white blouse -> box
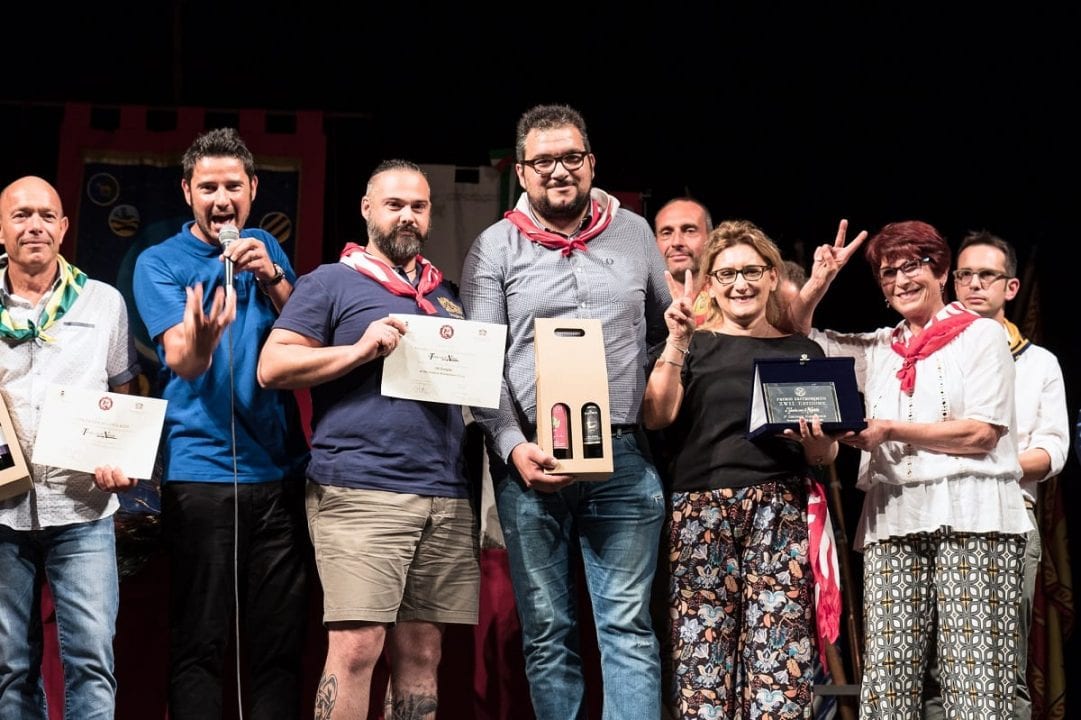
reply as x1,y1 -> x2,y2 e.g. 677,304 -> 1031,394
811,303 -> 1032,549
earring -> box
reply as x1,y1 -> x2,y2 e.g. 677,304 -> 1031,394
884,297 -> 890,307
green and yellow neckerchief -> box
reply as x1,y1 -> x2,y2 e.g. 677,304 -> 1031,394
0,254 -> 88,344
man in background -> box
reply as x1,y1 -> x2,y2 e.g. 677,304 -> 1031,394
924,230 -> 1069,720
653,197 -> 712,325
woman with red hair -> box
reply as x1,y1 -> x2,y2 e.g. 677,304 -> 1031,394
803,220 -> 1029,719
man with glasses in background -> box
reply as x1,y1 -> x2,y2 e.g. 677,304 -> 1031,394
461,103 -> 670,719
922,230 -> 1069,720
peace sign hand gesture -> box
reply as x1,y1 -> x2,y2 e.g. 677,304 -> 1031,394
663,269 -> 697,348
810,218 -> 868,284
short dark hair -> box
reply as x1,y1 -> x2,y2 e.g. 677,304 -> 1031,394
181,128 -> 255,183
653,197 -> 714,234
865,220 -> 951,280
957,229 -> 1018,277
780,259 -> 807,288
366,159 -> 426,194
515,104 -> 591,161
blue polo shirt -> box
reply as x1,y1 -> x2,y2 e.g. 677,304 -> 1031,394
133,222 -> 309,483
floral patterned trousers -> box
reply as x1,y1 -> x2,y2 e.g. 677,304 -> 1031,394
669,480 -> 814,720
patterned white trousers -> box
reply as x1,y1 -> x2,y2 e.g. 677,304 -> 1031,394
860,532 -> 1025,720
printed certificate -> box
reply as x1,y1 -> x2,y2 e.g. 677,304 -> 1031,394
32,384 -> 167,479
381,315 -> 507,409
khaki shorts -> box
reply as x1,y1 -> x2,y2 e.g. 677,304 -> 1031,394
305,482 -> 479,625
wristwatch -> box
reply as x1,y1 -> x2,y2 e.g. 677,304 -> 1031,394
259,263 -> 285,289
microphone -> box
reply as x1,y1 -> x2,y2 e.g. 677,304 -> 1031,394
219,224 -> 240,293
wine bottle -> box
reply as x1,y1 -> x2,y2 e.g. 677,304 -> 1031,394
551,403 -> 572,459
581,403 -> 603,458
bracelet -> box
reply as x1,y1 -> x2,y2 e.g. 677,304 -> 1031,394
667,341 -> 689,355
657,356 -> 683,368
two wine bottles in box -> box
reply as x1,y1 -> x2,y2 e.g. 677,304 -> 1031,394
550,402 -> 604,460
534,318 -> 613,479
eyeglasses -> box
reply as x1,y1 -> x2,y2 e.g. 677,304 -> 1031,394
878,257 -> 932,284
953,268 -> 1011,287
707,264 -> 772,285
519,151 -> 589,175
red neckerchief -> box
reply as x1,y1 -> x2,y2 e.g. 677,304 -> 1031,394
503,190 -> 619,257
339,243 -> 443,315
891,301 -> 979,395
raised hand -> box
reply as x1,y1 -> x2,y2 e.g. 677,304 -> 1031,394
663,268 -> 697,347
183,282 -> 236,360
810,218 -> 869,283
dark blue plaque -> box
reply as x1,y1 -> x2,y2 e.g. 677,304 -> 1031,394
747,355 -> 867,440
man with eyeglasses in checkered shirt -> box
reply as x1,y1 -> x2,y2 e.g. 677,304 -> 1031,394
461,103 -> 671,720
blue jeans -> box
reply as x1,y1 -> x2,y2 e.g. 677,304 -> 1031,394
496,431 -> 665,720
0,517 -> 119,720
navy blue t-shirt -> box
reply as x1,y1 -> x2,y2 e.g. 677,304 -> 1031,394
273,262 -> 469,497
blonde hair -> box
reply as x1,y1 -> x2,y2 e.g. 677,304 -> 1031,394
699,219 -> 784,328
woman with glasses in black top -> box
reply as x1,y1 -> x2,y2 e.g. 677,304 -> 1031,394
645,219 -> 839,720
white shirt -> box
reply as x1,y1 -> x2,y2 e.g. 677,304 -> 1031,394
1013,342 -> 1069,502
811,305 -> 1031,549
0,273 -> 139,530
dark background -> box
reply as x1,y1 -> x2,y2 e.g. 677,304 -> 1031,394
3,0 -> 1077,698
3,4 -> 1074,325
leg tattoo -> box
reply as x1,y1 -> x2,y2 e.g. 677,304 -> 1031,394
314,672 -> 338,720
389,693 -> 438,720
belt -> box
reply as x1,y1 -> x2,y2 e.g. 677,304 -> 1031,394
611,424 -> 638,437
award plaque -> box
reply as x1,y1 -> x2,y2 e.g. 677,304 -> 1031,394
747,355 -> 866,439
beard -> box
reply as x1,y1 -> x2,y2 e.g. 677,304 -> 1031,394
369,224 -> 427,266
530,181 -> 591,222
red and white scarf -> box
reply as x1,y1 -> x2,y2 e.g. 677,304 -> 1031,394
807,477 -> 841,666
504,188 -> 619,257
339,243 -> 443,315
891,301 -> 979,395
